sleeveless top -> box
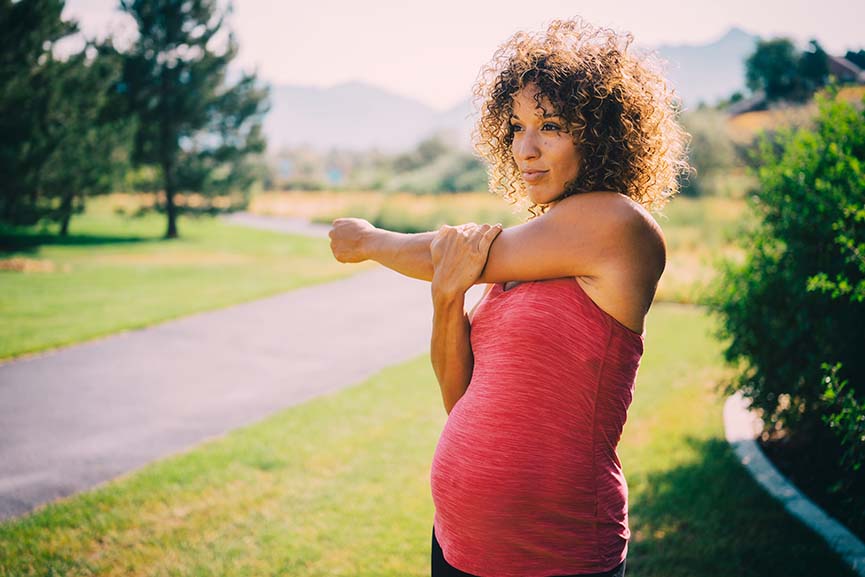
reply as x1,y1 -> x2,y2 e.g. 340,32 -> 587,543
430,277 -> 644,577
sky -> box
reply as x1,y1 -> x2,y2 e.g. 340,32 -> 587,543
64,0 -> 865,111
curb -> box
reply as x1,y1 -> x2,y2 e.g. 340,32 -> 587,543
723,392 -> 865,576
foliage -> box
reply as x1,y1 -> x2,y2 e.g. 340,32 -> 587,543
820,363 -> 865,473
745,38 -> 830,103
798,40 -> 830,96
119,0 -> 269,238
272,135 -> 489,194
845,50 -> 865,70
745,38 -> 800,101
384,150 -> 488,194
35,45 -> 134,235
0,0 -> 130,233
709,88 -> 865,480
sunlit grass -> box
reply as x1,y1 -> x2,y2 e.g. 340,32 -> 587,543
0,305 -> 854,576
0,198 -> 375,361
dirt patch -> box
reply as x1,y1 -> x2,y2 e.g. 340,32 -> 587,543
0,257 -> 67,273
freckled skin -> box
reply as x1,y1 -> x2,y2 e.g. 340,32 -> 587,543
510,85 -> 583,206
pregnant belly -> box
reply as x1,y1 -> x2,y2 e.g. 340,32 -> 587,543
430,395 -> 597,534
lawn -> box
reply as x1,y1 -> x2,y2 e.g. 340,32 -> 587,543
0,304 -> 854,577
0,198 -> 375,361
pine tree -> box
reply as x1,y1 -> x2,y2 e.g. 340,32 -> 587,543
0,0 -> 131,232
798,39 -> 829,99
119,0 -> 269,239
38,44 -> 133,235
0,0 -> 75,225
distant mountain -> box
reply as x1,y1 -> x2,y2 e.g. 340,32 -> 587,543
656,27 -> 759,109
264,81 -> 473,153
263,28 -> 760,153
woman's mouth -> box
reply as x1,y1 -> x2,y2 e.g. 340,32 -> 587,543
522,170 -> 548,183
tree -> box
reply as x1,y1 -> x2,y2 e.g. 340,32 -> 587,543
745,38 -> 800,102
1,0 -> 76,225
798,40 -> 829,97
119,0 -> 269,239
0,0 -> 129,233
38,45 -> 134,235
745,38 -> 832,104
845,49 -> 865,70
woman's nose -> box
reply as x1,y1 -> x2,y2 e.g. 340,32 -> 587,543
513,130 -> 540,160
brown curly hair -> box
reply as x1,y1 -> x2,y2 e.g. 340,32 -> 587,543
472,17 -> 690,218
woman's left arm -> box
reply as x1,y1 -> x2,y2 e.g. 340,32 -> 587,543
429,224 -> 502,414
430,292 -> 473,415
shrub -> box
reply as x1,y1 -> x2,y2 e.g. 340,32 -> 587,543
708,87 -> 865,479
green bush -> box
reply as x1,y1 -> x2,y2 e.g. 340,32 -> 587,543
709,87 -> 865,479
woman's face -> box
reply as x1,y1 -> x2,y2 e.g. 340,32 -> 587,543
510,84 -> 582,205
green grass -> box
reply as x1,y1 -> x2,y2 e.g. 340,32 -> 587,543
0,305 -> 854,577
0,201 -> 375,361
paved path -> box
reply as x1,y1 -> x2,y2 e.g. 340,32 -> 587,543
0,215 -> 483,522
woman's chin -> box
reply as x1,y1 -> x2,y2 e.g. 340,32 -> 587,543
527,186 -> 560,206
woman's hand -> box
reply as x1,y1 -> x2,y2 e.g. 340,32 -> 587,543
431,223 -> 503,300
329,217 -> 377,263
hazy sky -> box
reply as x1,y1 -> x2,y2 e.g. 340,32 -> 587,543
64,0 -> 865,111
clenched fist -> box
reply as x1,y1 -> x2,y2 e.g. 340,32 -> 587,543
329,217 -> 376,263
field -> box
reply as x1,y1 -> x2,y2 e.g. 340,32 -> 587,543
0,305 -> 854,577
725,85 -> 865,145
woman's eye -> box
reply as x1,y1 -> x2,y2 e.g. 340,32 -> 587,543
543,122 -> 561,131
510,124 -> 523,133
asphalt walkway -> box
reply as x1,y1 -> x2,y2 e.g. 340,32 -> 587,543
0,214 -> 483,522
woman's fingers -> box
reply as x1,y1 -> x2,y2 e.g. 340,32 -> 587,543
474,223 -> 503,253
433,223 -> 503,265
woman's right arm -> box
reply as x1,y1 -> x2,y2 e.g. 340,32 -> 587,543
329,218 -> 436,281
330,192 -> 659,288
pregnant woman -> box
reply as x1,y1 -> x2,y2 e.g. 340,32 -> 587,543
329,17 -> 689,577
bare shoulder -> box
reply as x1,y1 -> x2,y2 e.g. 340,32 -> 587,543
556,192 -> 666,333
552,192 -> 666,268
477,191 -> 663,285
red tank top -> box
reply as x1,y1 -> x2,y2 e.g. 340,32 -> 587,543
430,277 -> 644,577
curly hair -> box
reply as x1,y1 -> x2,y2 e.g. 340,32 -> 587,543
472,17 -> 691,218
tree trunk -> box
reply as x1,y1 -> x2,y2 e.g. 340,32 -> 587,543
59,191 -> 74,236
161,156 -> 179,239
158,60 -> 179,240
